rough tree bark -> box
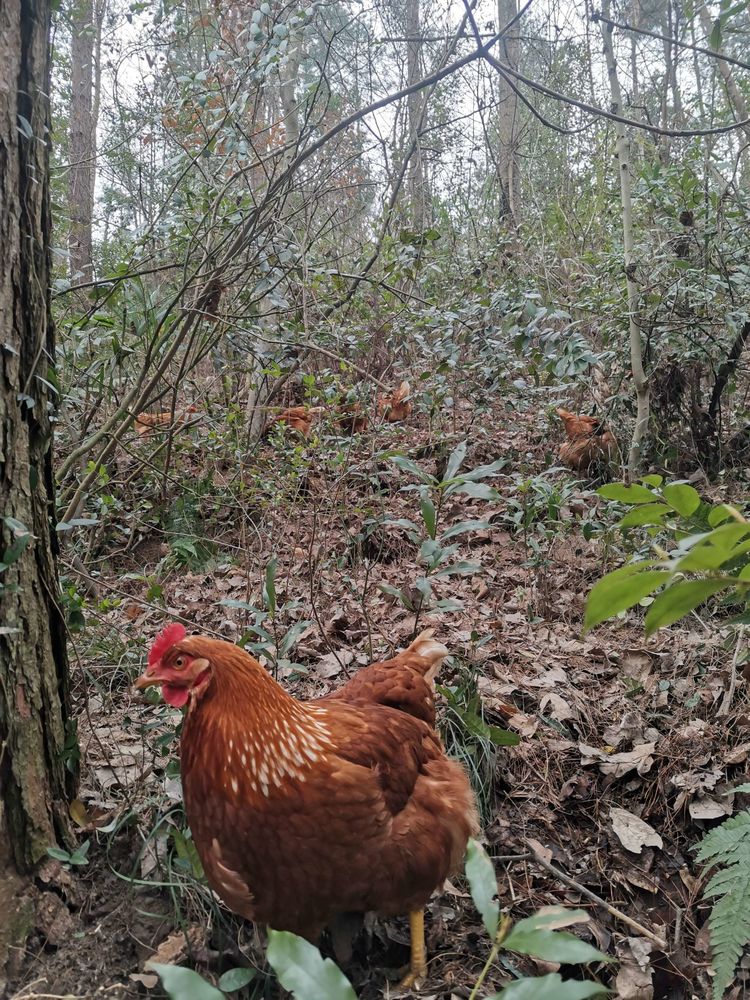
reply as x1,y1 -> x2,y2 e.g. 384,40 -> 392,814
0,0 -> 75,984
405,0 -> 427,229
495,0 -> 521,223
68,0 -> 97,285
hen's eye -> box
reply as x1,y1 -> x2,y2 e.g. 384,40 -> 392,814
175,656 -> 185,668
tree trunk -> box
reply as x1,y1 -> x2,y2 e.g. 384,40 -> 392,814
405,0 -> 426,229
0,0 -> 75,983
600,0 -> 649,476
495,0 -> 521,223
68,0 -> 96,286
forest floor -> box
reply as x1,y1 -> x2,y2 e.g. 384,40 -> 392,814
9,394 -> 748,1000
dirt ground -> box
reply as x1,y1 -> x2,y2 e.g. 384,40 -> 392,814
7,399 -> 748,1000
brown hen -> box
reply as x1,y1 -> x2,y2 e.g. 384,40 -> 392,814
556,407 -> 617,474
135,626 -> 478,987
268,405 -> 324,437
134,405 -> 198,438
377,380 -> 412,422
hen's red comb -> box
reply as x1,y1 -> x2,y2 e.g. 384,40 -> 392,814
149,623 -> 187,665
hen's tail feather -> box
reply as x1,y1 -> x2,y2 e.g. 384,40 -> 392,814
403,629 -> 449,682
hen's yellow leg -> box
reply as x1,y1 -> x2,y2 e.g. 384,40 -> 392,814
397,909 -> 428,989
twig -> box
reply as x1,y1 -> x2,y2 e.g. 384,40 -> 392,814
524,840 -> 668,949
719,625 -> 746,716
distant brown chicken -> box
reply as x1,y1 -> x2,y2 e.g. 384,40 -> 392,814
134,405 -> 198,438
377,380 -> 412,422
337,401 -> 368,434
270,405 -> 324,437
556,407 -> 617,474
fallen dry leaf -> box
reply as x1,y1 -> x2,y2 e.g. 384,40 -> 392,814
144,925 -> 206,970
688,796 -> 733,820
615,937 -> 654,999
579,742 -> 656,777
610,807 -> 663,854
539,692 -> 576,721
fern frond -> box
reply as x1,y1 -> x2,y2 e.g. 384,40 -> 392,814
697,811 -> 750,865
707,868 -> 750,999
697,808 -> 750,1000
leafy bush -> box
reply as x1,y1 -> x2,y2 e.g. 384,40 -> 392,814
584,476 -> 750,635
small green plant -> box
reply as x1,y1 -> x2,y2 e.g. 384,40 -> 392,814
464,840 -> 612,998
372,440 -> 504,617
219,557 -> 313,677
439,658 -> 519,822
47,839 -> 91,868
151,963 -> 257,999
148,839 -> 613,999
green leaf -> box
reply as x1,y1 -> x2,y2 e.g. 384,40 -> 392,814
708,504 -> 737,527
440,519 -> 493,541
218,968 -> 256,991
504,924 -> 609,964
266,929 -> 357,1000
709,17 -> 722,48
420,495 -> 437,539
444,481 -> 500,500
459,458 -> 507,481
598,483 -> 657,504
149,964 -> 224,1000
465,839 -> 499,937
488,973 -> 610,999
16,113 -> 34,138
388,454 -> 433,483
378,583 -> 412,609
381,517 -> 421,538
662,483 -> 701,517
618,503 -> 672,528
264,557 -> 277,615
677,523 -> 750,571
641,474 -> 664,487
434,597 -> 465,611
433,560 -> 480,578
444,440 -> 467,481
46,846 -> 72,862
584,565 -> 672,631
278,620 -> 314,657
644,579 -> 732,635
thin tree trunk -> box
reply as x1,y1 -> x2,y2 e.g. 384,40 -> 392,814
405,0 -> 426,229
0,0 -> 75,983
600,1 -> 649,475
68,0 -> 96,286
495,0 -> 521,223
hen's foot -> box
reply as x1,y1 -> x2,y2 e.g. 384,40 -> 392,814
396,963 -> 427,990
395,909 -> 427,990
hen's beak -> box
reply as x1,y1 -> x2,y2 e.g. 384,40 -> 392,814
135,666 -> 163,690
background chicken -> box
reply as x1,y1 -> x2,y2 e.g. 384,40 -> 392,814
134,404 -> 198,438
556,407 -> 617,474
336,400 -> 369,433
136,625 -> 478,987
377,379 -> 412,422
268,404 -> 324,437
